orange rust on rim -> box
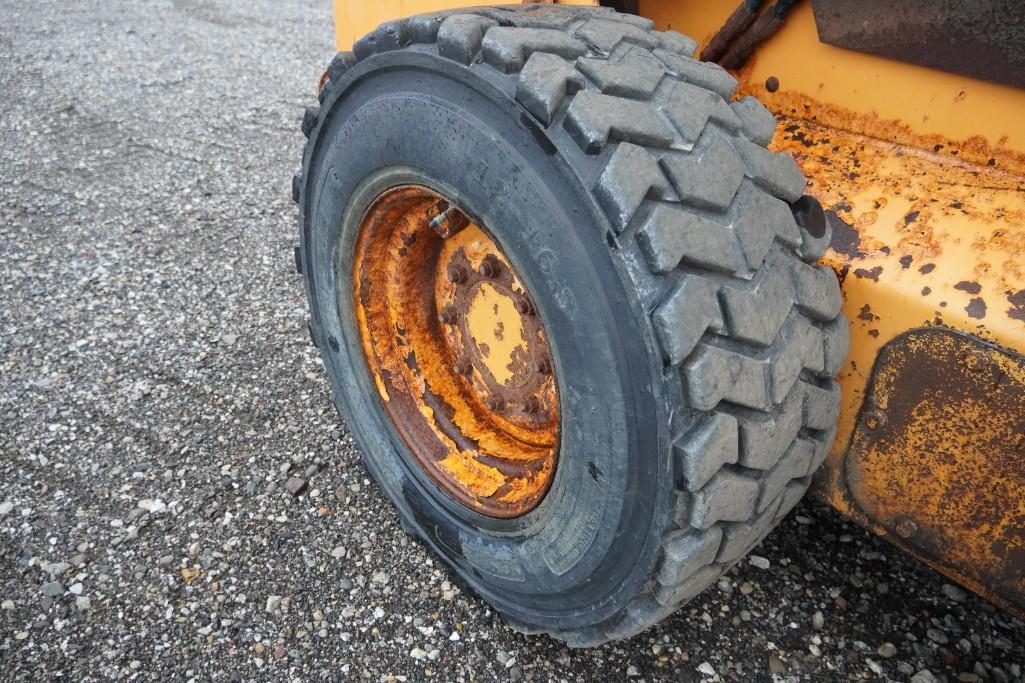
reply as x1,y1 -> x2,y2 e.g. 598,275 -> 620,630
352,186 -> 558,518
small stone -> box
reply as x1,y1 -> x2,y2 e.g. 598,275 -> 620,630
15,631 -> 29,640
509,666 -> 523,682
911,671 -> 941,683
812,610 -> 825,630
926,628 -> 949,645
69,583 -> 84,595
427,649 -> 440,661
371,571 -> 390,586
768,655 -> 785,674
877,642 -> 897,658
958,674 -> 980,682
1,600 -> 14,610
697,661 -> 716,677
410,647 -> 428,660
626,665 -> 641,678
45,561 -> 70,577
312,610 -> 325,623
284,478 -> 308,496
496,651 -> 512,666
138,498 -> 166,514
41,581 -> 63,597
273,645 -> 286,659
749,555 -> 770,569
75,596 -> 91,611
449,631 -> 460,641
330,546 -> 345,559
265,595 -> 282,613
739,582 -> 754,595
0,502 -> 14,517
941,583 -> 967,602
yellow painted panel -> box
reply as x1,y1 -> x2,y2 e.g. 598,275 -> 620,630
638,0 -> 1025,164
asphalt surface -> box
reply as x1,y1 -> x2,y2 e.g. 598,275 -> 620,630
2,1 -> 1024,681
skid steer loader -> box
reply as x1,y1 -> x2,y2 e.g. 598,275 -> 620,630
293,0 -> 1025,645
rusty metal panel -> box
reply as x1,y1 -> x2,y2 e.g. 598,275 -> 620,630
811,0 -> 1025,89
845,327 -> 1025,615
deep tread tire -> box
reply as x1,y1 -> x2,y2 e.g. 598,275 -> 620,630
296,4 -> 846,647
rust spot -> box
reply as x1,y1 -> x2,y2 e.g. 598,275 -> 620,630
1006,289 -> 1025,323
903,210 -> 920,225
966,297 -> 987,319
854,266 -> 883,281
922,287 -> 932,296
899,255 -> 913,269
858,304 -> 879,322
920,263 -> 936,274
955,281 -> 982,295
868,329 -> 880,337
826,211 -> 864,259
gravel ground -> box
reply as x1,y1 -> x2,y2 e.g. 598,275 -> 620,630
1,1 -> 1023,681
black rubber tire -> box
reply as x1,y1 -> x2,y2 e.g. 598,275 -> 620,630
295,4 -> 847,647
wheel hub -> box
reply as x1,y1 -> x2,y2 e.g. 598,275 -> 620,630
351,185 -> 558,517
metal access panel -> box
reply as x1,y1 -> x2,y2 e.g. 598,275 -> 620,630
811,0 -> 1025,89
844,328 -> 1025,617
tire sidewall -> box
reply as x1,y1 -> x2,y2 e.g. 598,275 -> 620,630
300,50 -> 670,627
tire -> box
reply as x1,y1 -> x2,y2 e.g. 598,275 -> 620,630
295,4 -> 847,647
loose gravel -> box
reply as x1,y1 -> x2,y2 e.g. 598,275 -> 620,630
2,1 -> 1024,681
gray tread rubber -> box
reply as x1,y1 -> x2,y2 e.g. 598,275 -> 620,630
299,4 -> 846,647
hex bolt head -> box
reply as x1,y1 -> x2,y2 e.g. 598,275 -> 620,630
439,306 -> 458,325
514,296 -> 535,316
895,517 -> 918,539
447,264 -> 467,284
478,256 -> 499,279
864,409 -> 886,431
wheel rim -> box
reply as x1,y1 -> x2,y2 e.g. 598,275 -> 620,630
352,185 -> 559,518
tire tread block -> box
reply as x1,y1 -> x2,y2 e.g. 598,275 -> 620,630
661,81 -> 741,145
731,96 -> 777,146
438,14 -> 498,64
483,27 -> 588,72
565,91 -> 675,153
653,275 -> 724,366
654,48 -> 737,98
594,142 -> 673,232
516,51 -> 584,125
576,51 -> 665,98
674,412 -> 739,492
636,205 -> 745,274
660,136 -> 745,212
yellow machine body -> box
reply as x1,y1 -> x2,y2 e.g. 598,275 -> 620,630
331,0 -> 1025,617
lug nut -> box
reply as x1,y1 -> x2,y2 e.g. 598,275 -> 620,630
514,296 -> 535,316
439,306 -> 458,325
522,396 -> 540,414
536,358 -> 552,375
486,396 -> 505,412
478,256 -> 499,279
447,264 -> 467,284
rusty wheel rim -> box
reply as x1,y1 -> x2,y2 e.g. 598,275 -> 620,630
352,185 -> 559,518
